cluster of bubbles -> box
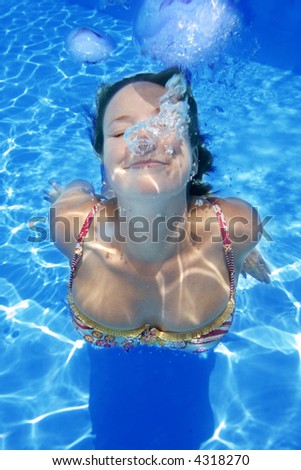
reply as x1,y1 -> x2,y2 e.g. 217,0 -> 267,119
133,0 -> 242,67
66,27 -> 114,64
124,73 -> 190,157
65,0 -> 243,68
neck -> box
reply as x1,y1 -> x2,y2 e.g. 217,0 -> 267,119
114,191 -> 190,263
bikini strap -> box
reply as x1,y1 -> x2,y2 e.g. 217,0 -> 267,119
69,202 -> 100,290
69,199 -> 236,294
211,201 -> 236,296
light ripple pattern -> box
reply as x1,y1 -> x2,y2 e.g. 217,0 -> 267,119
0,0 -> 301,450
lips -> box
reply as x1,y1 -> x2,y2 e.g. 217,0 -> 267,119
127,160 -> 168,169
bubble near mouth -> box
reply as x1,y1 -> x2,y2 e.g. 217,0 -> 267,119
124,73 -> 190,158
125,134 -> 156,156
164,144 -> 175,158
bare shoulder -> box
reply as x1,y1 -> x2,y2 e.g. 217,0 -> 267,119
49,180 -> 105,260
208,196 -> 262,260
213,196 -> 258,219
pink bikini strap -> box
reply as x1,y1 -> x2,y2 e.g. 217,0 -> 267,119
69,203 -> 100,289
211,201 -> 236,295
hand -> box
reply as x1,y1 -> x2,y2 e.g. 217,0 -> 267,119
241,248 -> 271,284
43,181 -> 64,204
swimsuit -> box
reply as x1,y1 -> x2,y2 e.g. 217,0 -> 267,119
68,200 -> 236,354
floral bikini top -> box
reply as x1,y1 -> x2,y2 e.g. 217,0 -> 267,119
67,200 -> 236,354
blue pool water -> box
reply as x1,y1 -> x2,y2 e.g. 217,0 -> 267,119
1,0 -> 301,450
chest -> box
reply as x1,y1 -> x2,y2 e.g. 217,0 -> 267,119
71,237 -> 233,332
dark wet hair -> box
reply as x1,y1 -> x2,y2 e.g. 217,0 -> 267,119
89,67 -> 213,197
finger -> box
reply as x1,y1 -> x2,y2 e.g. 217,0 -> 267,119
52,184 -> 62,192
256,267 -> 271,284
249,268 -> 264,282
263,262 -> 272,274
254,272 -> 263,282
258,257 -> 271,273
43,190 -> 57,201
48,181 -> 63,192
261,269 -> 271,283
258,263 -> 271,276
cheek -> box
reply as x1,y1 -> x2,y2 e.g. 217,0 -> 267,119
102,144 -> 114,185
103,140 -> 127,188
177,141 -> 193,173
103,140 -> 122,169
104,138 -> 127,157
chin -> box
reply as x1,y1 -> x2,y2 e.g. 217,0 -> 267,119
113,169 -> 189,198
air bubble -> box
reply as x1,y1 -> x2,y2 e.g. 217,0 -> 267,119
124,73 -> 190,157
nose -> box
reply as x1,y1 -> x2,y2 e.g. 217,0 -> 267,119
125,124 -> 157,156
132,135 -> 156,156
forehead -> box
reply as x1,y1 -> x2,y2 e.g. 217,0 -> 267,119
103,81 -> 166,126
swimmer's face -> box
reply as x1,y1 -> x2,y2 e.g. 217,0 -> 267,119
102,81 -> 195,198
